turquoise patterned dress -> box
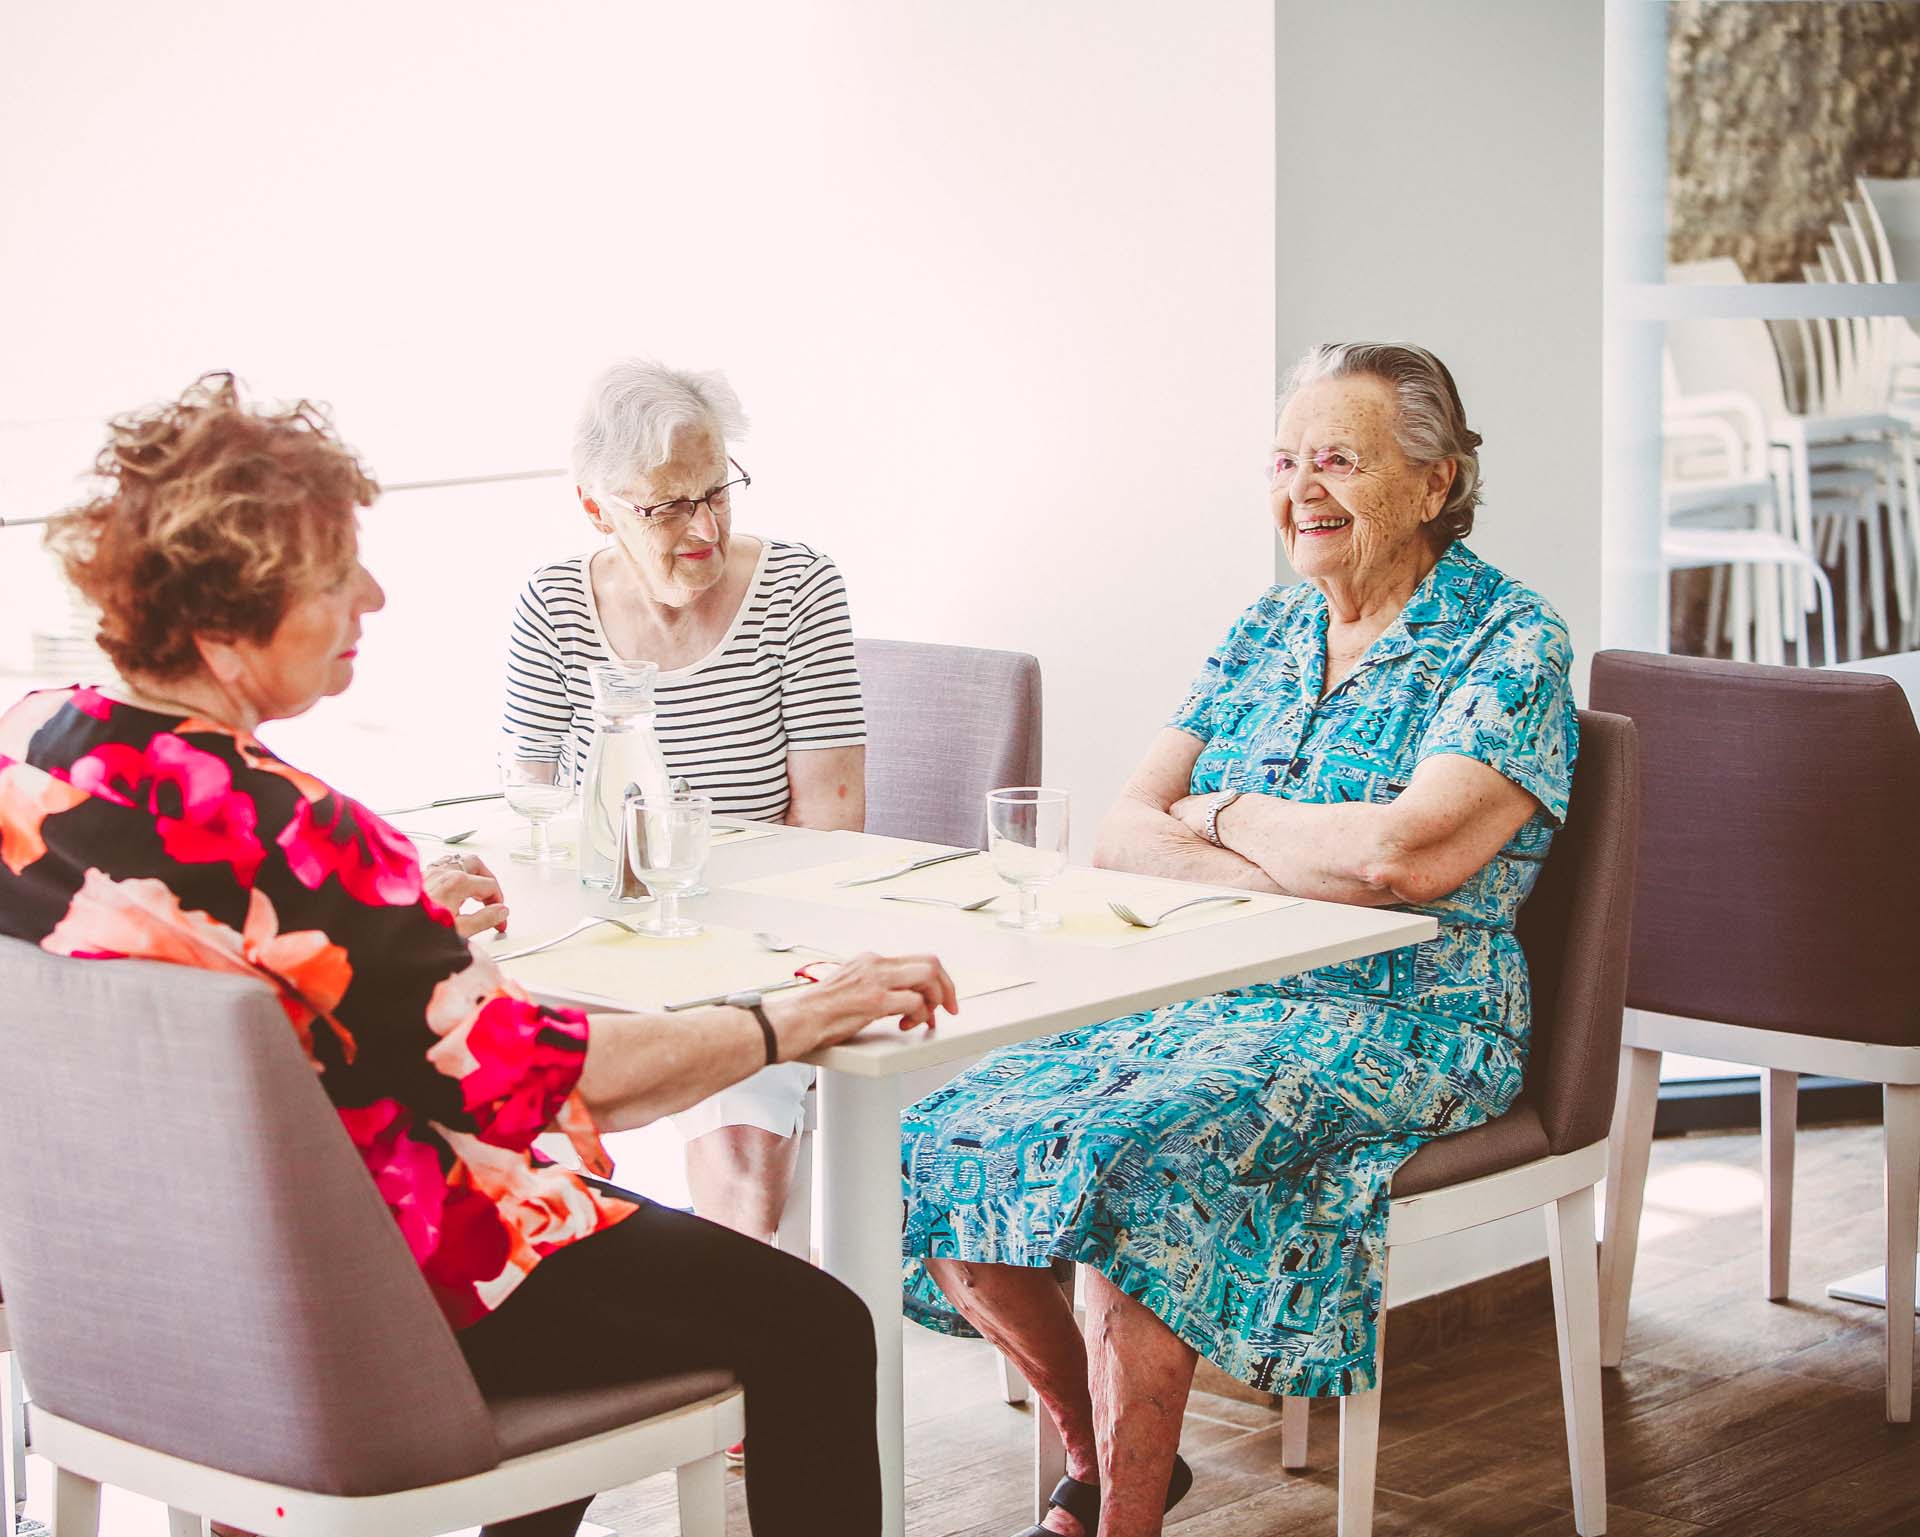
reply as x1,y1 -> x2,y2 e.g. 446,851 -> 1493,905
900,542 -> 1578,1395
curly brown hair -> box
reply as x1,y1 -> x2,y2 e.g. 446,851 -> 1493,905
46,373 -> 379,681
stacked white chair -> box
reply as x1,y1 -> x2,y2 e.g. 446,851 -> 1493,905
1661,373 -> 1837,667
1667,257 -> 1920,661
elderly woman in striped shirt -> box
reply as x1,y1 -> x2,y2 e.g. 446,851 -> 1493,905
502,359 -> 865,1248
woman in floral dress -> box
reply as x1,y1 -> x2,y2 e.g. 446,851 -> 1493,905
0,374 -> 954,1537
900,344 -> 1579,1537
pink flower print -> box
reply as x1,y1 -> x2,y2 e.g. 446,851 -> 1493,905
67,733 -> 266,883
70,686 -> 114,721
421,1181 -> 515,1329
277,794 -> 421,908
337,1098 -> 451,1266
449,997 -> 590,1152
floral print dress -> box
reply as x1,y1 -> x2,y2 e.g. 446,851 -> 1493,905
901,543 -> 1578,1396
0,686 -> 635,1329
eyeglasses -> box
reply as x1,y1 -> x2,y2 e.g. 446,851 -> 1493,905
1271,447 -> 1360,483
599,458 -> 751,527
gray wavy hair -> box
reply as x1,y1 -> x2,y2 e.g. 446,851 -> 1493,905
571,358 -> 749,493
1280,342 -> 1484,545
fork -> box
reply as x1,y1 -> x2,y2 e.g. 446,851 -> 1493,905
1107,894 -> 1251,929
494,915 -> 646,963
880,893 -> 1002,912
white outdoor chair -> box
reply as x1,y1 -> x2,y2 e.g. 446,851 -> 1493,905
1668,257 -> 1920,654
1662,383 -> 1839,665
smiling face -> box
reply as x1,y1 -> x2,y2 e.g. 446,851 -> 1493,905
1271,375 -> 1454,596
584,426 -> 733,607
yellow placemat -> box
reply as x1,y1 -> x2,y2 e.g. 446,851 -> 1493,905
728,855 -> 1301,947
495,919 -> 1029,1009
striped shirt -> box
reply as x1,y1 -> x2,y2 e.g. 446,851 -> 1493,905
501,540 -> 865,822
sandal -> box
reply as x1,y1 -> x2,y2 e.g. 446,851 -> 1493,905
1012,1453 -> 1193,1536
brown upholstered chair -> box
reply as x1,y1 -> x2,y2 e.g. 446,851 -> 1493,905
0,941 -> 743,1536
854,637 -> 1043,849
1032,710 -> 1640,1537
1590,649 -> 1920,1424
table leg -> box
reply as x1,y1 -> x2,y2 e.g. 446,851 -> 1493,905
818,1069 -> 906,1537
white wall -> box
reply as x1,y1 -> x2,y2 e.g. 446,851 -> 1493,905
1272,0 -> 1605,1303
0,1 -> 1277,847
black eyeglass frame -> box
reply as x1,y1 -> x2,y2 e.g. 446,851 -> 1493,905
601,457 -> 752,523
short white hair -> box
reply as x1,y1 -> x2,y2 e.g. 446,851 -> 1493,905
571,358 -> 749,492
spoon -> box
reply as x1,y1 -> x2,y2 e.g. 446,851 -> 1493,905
397,827 -> 478,845
754,931 -> 843,960
879,893 -> 1002,912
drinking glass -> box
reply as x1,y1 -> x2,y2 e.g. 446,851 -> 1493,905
501,755 -> 573,865
625,791 -> 712,937
985,787 -> 1070,930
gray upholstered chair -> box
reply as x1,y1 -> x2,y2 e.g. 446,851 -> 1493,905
0,942 -> 742,1536
854,637 -> 1043,848
772,638 -> 1044,1263
1590,649 -> 1920,1424
1031,711 -> 1640,1537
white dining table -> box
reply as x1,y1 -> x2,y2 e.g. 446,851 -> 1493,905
409,803 -> 1436,1537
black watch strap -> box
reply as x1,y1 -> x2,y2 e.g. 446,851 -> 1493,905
725,991 -> 780,1065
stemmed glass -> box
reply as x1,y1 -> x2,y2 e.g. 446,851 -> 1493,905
501,755 -> 573,865
625,791 -> 713,937
985,787 -> 1070,931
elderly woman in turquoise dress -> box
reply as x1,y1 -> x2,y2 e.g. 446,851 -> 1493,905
900,342 -> 1578,1537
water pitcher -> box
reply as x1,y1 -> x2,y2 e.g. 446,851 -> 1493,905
578,660 -> 671,890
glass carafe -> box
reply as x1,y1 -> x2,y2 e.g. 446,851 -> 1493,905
578,660 -> 672,891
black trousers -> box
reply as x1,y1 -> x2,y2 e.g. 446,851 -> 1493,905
456,1198 -> 881,1537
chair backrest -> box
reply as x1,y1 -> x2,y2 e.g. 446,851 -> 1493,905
1589,650 -> 1920,1047
856,637 -> 1043,847
1861,176 -> 1920,283
1514,710 -> 1641,1154
1665,258 -> 1795,420
0,941 -> 502,1495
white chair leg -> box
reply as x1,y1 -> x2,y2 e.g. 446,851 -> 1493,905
1001,1353 -> 1031,1406
1,1351 -> 20,1534
1729,564 -> 1752,663
1031,1265 -> 1078,1521
1280,1393 -> 1309,1470
1866,508 -> 1890,650
1600,1043 -> 1661,1367
50,1469 -> 97,1537
1845,517 -> 1865,660
675,1451 -> 728,1537
1762,1069 -> 1798,1301
1547,1185 -> 1609,1536
1884,1083 -> 1919,1424
1337,1391 -> 1382,1537
774,1122 -> 814,1258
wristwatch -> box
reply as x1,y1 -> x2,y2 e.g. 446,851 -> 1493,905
725,990 -> 781,1065
1201,788 -> 1243,848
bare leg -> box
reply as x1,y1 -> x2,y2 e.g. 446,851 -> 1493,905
684,1125 -> 802,1241
925,1258 -> 1098,1536
1083,1269 -> 1197,1537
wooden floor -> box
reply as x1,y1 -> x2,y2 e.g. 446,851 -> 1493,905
588,1122 -> 1915,1537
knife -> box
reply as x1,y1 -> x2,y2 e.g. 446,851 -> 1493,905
833,848 -> 984,888
662,975 -> 813,1012
374,790 -> 507,816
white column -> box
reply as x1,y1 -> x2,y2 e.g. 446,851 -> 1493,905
1601,0 -> 1670,652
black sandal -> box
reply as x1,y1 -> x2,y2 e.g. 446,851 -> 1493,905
1013,1454 -> 1193,1536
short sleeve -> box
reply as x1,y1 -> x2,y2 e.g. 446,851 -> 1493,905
501,575 -> 575,768
1167,589 -> 1285,742
1416,603 -> 1578,824
780,553 -> 867,750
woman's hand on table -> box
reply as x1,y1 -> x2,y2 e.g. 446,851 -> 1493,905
769,952 -> 958,1055
424,852 -> 510,938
